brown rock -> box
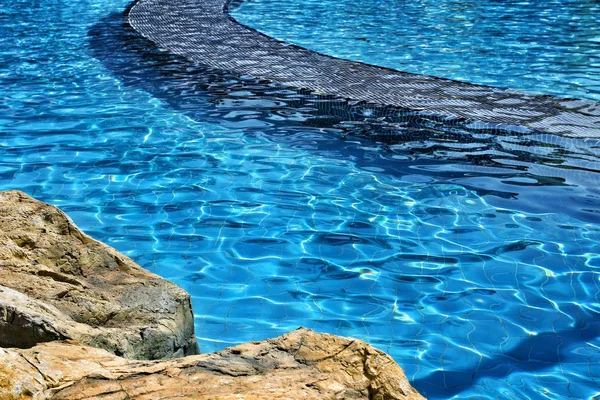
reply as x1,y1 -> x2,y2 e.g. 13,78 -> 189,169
0,328 -> 425,400
0,191 -> 425,398
0,190 -> 198,360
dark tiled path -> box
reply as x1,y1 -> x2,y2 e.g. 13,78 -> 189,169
127,0 -> 600,138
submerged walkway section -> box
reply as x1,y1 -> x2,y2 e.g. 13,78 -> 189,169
127,0 -> 600,138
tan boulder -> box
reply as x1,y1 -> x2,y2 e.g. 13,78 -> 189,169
0,190 -> 198,360
0,328 -> 425,400
0,190 -> 426,398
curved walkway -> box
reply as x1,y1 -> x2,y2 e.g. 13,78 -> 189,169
127,0 -> 600,138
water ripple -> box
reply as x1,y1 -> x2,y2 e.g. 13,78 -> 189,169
0,3 -> 599,399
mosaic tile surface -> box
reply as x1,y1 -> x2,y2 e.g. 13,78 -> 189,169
126,0 -> 600,138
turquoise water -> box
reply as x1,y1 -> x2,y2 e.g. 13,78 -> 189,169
2,0 -> 600,399
232,0 -> 600,102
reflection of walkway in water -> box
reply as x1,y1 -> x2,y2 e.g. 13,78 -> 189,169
126,0 -> 600,138
90,12 -> 600,224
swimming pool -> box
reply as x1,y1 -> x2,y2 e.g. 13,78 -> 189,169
232,0 -> 600,102
2,0 -> 600,399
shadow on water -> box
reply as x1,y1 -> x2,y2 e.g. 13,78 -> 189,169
413,307 -> 600,397
88,11 -> 600,223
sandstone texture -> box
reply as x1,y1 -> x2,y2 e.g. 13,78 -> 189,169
0,190 -> 198,360
0,190 -> 425,399
0,328 -> 425,400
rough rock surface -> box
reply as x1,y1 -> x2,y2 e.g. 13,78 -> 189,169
0,328 -> 425,400
0,190 -> 198,360
0,190 -> 425,398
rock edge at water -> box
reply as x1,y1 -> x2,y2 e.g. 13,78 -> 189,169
1,328 -> 425,400
0,190 -> 198,360
0,190 -> 425,399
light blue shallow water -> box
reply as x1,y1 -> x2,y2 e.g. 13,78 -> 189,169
232,0 -> 600,102
2,0 -> 600,399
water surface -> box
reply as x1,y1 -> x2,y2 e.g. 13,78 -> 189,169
1,1 -> 599,399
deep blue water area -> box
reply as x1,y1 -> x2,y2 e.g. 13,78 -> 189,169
2,0 -> 600,399
232,0 -> 600,102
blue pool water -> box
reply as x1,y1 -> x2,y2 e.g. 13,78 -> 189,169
2,0 -> 600,399
232,0 -> 600,102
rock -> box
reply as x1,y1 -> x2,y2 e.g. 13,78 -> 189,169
0,190 -> 198,360
0,190 -> 426,398
0,328 -> 425,400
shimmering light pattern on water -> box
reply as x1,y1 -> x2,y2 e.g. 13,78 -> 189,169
232,0 -> 600,101
1,1 -> 600,399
